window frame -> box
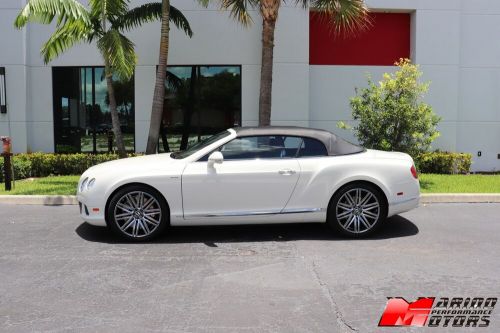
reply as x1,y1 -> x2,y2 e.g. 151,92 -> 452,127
158,64 -> 243,152
52,66 -> 136,154
309,12 -> 411,66
0,67 -> 7,114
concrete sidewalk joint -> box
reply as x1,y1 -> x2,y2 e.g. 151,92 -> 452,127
0,194 -> 500,206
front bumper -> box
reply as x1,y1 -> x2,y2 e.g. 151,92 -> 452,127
77,193 -> 107,227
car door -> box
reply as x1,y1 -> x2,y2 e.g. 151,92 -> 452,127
181,135 -> 301,219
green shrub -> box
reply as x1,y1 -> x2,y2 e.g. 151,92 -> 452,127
339,59 -> 441,159
415,152 -> 472,174
0,153 -> 138,182
0,155 -> 32,182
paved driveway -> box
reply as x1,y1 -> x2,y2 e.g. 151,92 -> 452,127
0,203 -> 499,332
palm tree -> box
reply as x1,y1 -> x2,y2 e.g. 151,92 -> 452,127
15,0 -> 192,157
146,0 -> 171,155
215,0 -> 370,126
146,0 -> 206,154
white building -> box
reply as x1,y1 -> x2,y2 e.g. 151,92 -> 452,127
0,0 -> 499,171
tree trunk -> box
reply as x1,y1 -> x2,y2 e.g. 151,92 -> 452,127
105,64 -> 127,158
100,2 -> 126,158
258,0 -> 280,127
146,0 -> 170,154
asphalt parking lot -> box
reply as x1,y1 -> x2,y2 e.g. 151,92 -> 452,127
0,203 -> 499,332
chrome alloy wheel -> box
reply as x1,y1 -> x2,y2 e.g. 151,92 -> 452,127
335,188 -> 380,234
113,191 -> 162,238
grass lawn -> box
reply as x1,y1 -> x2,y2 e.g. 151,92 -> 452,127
419,174 -> 500,193
0,176 -> 79,195
0,174 -> 499,195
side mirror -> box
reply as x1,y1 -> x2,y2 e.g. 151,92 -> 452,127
207,151 -> 223,167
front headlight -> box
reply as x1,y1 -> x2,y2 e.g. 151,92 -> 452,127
87,178 -> 96,190
80,177 -> 88,192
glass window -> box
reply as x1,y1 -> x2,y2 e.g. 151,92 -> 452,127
297,137 -> 328,157
198,135 -> 301,161
170,130 -> 230,159
52,67 -> 134,153
158,65 -> 241,152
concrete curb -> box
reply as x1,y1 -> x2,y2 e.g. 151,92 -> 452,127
0,194 -> 500,206
0,195 -> 78,205
420,193 -> 500,203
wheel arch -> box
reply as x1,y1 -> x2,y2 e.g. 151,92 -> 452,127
327,179 -> 389,219
104,182 -> 171,226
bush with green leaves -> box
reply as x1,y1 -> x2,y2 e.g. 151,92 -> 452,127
0,153 -> 139,182
415,151 -> 472,174
339,59 -> 441,158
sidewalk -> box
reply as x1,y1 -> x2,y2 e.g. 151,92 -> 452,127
0,194 -> 499,206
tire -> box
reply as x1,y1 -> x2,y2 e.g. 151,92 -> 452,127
327,183 -> 387,238
107,185 -> 169,242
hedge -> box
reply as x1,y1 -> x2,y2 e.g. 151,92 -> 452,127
0,150 -> 473,182
415,151 -> 472,174
0,153 -> 137,182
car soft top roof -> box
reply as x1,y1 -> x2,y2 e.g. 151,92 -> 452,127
232,126 -> 365,156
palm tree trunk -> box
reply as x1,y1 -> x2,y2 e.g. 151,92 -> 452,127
258,0 -> 280,127
100,2 -> 126,158
146,0 -> 170,154
105,64 -> 127,158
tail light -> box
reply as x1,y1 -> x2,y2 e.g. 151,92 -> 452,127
410,165 -> 418,179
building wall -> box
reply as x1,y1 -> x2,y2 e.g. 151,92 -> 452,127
311,0 -> 500,171
0,0 -> 499,171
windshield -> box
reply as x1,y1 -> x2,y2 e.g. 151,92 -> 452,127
170,130 -> 231,159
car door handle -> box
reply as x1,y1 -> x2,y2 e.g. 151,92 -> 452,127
278,169 -> 296,175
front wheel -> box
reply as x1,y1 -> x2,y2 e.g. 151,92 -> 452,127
107,185 -> 168,241
327,183 -> 387,237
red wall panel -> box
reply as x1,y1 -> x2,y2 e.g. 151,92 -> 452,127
309,12 -> 411,66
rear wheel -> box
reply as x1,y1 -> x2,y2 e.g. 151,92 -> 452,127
327,183 -> 387,237
107,185 -> 168,241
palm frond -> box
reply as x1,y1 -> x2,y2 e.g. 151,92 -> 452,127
170,6 -> 193,37
97,29 -> 137,81
14,0 -> 91,28
89,0 -> 129,22
116,2 -> 162,30
294,0 -> 309,9
311,0 -> 371,35
218,0 -> 259,27
41,19 -> 93,63
197,0 -> 211,7
116,3 -> 192,37
166,70 -> 183,91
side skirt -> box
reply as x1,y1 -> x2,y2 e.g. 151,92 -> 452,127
171,209 -> 327,226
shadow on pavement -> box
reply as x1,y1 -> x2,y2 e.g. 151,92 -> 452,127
75,215 -> 419,245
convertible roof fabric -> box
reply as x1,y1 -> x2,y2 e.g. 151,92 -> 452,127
233,126 -> 365,156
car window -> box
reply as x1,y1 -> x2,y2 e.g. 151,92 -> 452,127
297,138 -> 328,157
170,130 -> 230,159
284,136 -> 302,149
221,136 -> 285,160
198,135 -> 328,161
199,135 -> 303,161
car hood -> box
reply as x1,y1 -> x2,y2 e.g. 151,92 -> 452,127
83,153 -> 180,177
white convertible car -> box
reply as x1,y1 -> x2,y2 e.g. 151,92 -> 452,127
77,127 -> 420,241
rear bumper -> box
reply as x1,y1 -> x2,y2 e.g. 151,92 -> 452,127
77,194 -> 107,227
388,196 -> 420,217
